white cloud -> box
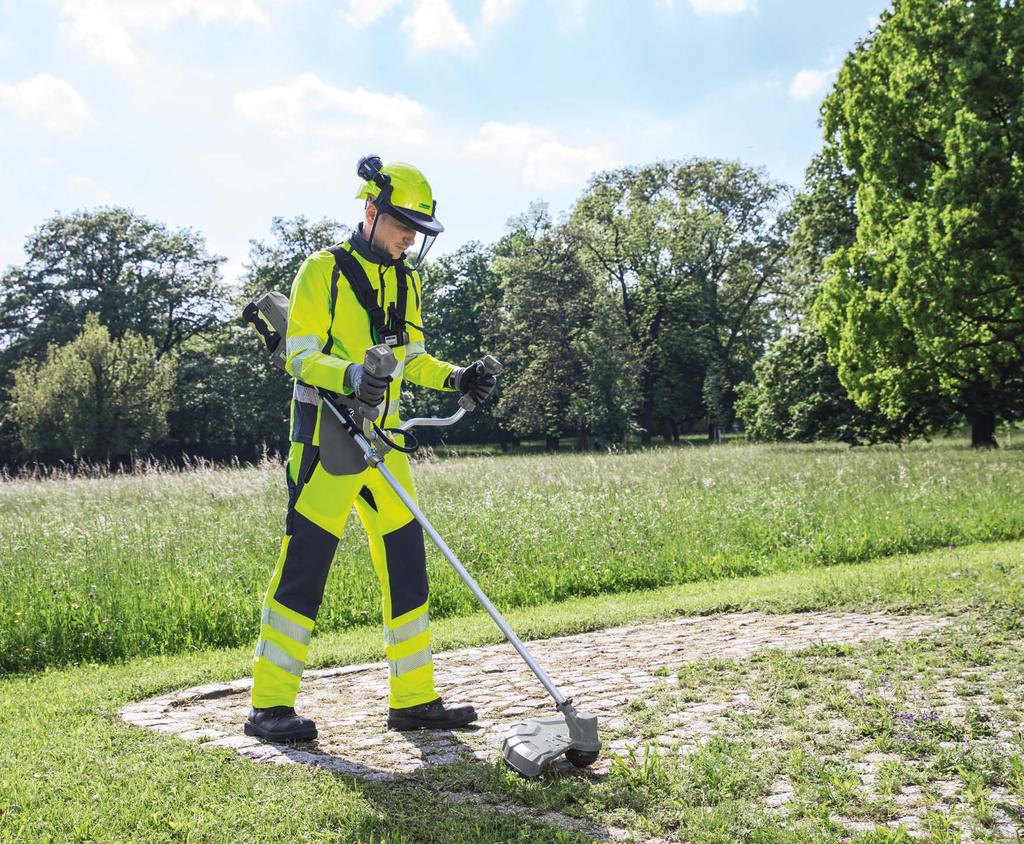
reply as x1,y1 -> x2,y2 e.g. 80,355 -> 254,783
234,73 -> 428,143
338,0 -> 404,28
481,0 -> 520,28
55,0 -> 271,68
0,74 -> 92,133
690,0 -> 755,15
401,0 -> 473,53
465,121 -> 617,190
788,67 -> 837,101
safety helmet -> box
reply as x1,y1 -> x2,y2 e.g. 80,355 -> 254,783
355,156 -> 444,268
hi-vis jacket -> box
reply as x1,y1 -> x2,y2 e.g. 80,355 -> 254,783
283,231 -> 456,444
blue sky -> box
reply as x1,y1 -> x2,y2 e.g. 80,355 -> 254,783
0,0 -> 886,285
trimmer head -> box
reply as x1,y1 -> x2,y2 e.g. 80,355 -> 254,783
501,702 -> 601,778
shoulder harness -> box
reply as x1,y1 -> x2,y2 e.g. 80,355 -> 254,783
327,244 -> 416,349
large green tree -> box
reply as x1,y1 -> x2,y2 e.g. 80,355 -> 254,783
492,205 -> 596,450
10,314 -> 175,462
0,208 -> 227,366
0,207 -> 227,464
571,159 -> 790,443
815,0 -> 1024,446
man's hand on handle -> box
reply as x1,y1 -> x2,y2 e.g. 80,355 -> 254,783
345,363 -> 390,406
451,360 -> 497,403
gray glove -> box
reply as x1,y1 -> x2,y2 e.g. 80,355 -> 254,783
450,360 -> 497,403
344,363 -> 389,406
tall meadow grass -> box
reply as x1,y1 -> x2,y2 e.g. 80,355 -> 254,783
2,441 -> 1022,672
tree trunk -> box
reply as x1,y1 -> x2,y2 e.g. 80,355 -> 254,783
969,410 -> 998,448
545,434 -> 560,452
638,360 -> 657,446
575,427 -> 589,452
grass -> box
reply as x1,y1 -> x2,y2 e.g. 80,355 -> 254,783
1,539 -> 1022,842
3,440 -> 1024,671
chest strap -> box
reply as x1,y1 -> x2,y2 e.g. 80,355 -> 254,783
328,245 -> 409,348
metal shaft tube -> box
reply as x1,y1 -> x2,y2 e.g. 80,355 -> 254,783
321,394 -> 567,707
349,435 -> 567,706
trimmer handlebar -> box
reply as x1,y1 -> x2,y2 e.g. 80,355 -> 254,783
330,346 -> 503,447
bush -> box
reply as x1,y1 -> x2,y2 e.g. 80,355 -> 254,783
9,314 -> 176,461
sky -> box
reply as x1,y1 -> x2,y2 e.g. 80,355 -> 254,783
0,0 -> 887,287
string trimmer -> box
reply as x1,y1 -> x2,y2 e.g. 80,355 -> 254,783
244,293 -> 602,777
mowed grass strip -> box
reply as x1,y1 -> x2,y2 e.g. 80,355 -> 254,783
0,540 -> 1021,844
3,441 -> 1023,671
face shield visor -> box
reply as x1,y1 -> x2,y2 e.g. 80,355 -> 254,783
370,205 -> 443,270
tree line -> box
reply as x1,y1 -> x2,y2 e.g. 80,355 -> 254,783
0,0 -> 1021,467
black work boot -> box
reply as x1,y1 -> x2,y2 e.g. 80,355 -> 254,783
244,706 -> 317,742
387,697 -> 478,731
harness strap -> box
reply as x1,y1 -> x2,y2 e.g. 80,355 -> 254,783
392,262 -> 408,338
329,245 -> 390,344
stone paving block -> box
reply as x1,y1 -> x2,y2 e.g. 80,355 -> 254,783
120,611 -> 947,784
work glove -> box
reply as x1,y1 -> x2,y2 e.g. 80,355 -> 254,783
451,360 -> 497,403
345,362 -> 389,406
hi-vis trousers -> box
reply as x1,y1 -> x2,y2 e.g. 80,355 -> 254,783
251,440 -> 436,710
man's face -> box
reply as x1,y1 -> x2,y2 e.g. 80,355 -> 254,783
366,205 -> 416,260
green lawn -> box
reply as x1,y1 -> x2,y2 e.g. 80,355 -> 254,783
1,540 -> 1022,842
3,441 -> 1023,671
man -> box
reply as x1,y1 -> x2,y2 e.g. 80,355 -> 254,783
245,158 -> 496,742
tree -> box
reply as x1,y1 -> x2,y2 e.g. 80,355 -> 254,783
736,330 -> 914,444
492,205 -> 595,449
0,207 -> 227,368
170,216 -> 350,459
815,0 -> 1024,447
0,207 -> 227,464
415,241 -> 506,444
9,314 -> 175,462
571,159 -> 790,443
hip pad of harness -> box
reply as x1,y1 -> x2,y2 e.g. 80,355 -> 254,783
243,291 -> 289,370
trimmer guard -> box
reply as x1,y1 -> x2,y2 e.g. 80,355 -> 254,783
502,704 -> 601,778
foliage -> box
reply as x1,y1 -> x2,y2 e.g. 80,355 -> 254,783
815,0 -> 1024,447
571,159 -> 791,443
0,207 -> 227,464
736,329 -> 911,444
0,207 -> 227,366
9,314 -> 175,462
416,241 -> 506,443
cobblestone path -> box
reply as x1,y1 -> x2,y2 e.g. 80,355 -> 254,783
120,611 -> 945,782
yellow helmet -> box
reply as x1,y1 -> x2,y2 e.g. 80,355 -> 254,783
355,157 -> 444,236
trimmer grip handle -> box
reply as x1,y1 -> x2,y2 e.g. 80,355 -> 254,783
481,354 -> 503,376
363,344 -> 398,380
